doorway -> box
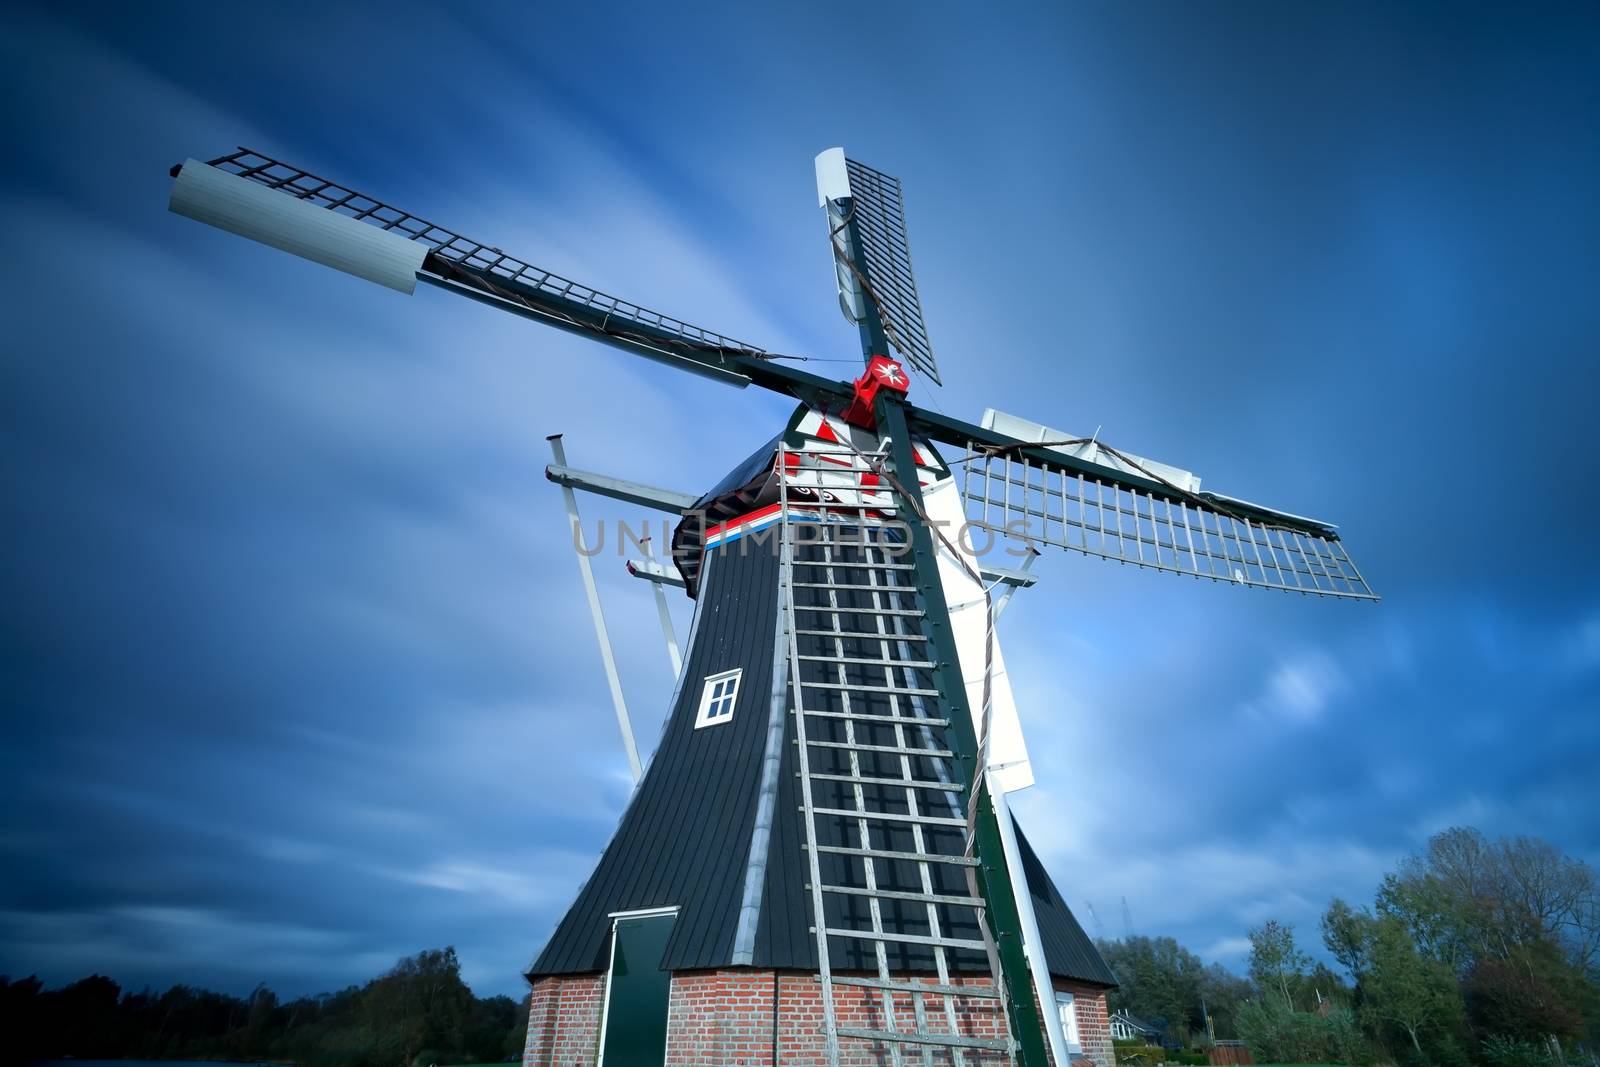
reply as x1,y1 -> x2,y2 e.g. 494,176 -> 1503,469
597,907 -> 677,1066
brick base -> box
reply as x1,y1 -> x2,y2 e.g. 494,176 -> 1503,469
524,973 -> 606,1066
524,970 -> 1111,1067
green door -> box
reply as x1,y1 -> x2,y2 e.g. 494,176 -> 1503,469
599,911 -> 676,1066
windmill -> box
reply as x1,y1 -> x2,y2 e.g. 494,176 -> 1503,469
167,145 -> 1376,1067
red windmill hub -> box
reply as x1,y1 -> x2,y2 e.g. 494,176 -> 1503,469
841,354 -> 910,429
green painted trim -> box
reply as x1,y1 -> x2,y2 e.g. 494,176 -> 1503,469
875,391 -> 1050,1067
837,208 -> 1047,1063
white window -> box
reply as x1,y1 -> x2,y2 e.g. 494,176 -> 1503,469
695,668 -> 742,728
1056,992 -> 1082,1052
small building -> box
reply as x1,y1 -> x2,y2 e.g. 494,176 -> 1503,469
1110,1009 -> 1162,1046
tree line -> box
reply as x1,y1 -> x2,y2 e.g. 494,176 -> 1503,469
0,947 -> 524,1067
1099,827 -> 1599,1067
3,826 -> 1593,1067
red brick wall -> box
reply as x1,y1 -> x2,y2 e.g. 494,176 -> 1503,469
668,969 -> 1010,1066
524,973 -> 604,1067
1055,981 -> 1112,1067
523,970 -> 1112,1067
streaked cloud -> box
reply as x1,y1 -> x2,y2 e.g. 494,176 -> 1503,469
3,0 -> 1597,1001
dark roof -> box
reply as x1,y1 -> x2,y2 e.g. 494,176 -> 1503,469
530,422 -> 1116,990
1017,824 -> 1119,987
669,431 -> 782,596
529,538 -> 781,975
1114,1010 -> 1162,1034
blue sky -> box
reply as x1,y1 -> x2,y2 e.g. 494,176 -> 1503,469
3,2 -> 1597,998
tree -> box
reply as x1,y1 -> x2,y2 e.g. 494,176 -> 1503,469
1361,915 -> 1467,1059
1323,897 -> 1373,978
1096,935 -> 1261,1045
1236,996 -> 1366,1064
50,974 -> 124,1059
1,975 -> 48,1064
361,946 -> 477,1067
1307,961 -> 1351,1008
1249,919 -> 1311,1012
1380,827 -> 1600,979
1322,897 -> 1471,1062
1097,935 -> 1210,1044
245,982 -> 279,1045
0,948 -> 524,1067
1465,948 -> 1590,1045
1200,963 -> 1256,1040
1369,827 -> 1600,1054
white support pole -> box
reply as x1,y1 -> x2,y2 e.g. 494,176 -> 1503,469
990,770 -> 1073,1067
547,435 -> 642,784
642,538 -> 683,679
989,545 -> 1069,1067
992,547 -> 1040,622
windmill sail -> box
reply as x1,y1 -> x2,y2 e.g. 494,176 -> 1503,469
168,147 -> 1379,610
170,149 -> 768,384
956,409 -> 1377,600
816,150 -> 940,385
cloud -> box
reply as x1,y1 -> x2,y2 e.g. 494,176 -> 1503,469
0,906 -> 381,994
3,0 -> 1598,1002
1559,610 -> 1600,675
1408,796 -> 1493,841
0,4 -> 778,997
1202,937 -> 1254,963
1245,654 -> 1348,726
376,860 -> 583,911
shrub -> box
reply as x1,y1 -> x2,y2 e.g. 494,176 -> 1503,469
1479,1035 -> 1554,1067
1237,997 -> 1366,1065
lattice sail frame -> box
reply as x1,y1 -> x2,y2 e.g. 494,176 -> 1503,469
959,448 -> 1377,600
842,157 -> 940,385
203,148 -> 766,355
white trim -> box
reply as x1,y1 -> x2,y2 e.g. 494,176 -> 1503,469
1056,990 -> 1083,1053
594,920 -> 621,1067
694,667 -> 742,728
608,905 -> 680,920
595,906 -> 680,1067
